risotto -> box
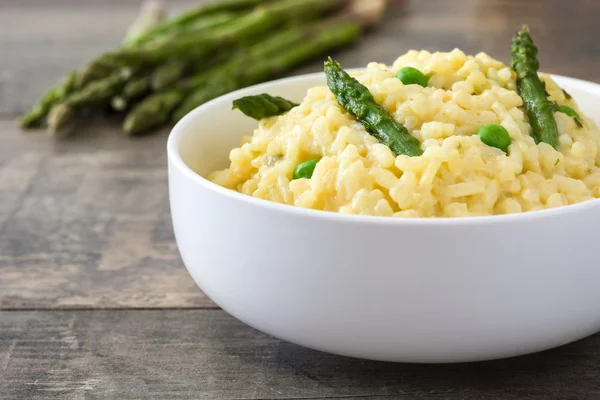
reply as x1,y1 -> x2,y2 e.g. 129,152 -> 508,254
210,49 -> 600,218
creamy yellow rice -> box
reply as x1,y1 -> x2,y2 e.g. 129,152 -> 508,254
210,49 -> 600,217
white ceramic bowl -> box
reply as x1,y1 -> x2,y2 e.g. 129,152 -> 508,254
167,71 -> 600,363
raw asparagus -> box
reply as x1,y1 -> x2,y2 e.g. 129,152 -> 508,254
233,94 -> 298,120
123,76 -> 151,99
150,62 -> 189,91
20,1 -> 155,127
49,2 -> 282,130
79,0 -> 347,85
19,72 -> 77,128
510,26 -> 559,149
150,49 -> 229,91
324,59 -> 423,157
172,20 -> 361,122
47,69 -> 132,134
124,0 -> 266,47
123,89 -> 185,135
122,18 -> 360,135
111,76 -> 151,111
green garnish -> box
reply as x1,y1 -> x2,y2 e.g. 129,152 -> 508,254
233,93 -> 298,120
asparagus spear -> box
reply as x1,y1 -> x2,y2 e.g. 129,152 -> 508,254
47,69 -> 132,134
49,3 -> 278,130
324,59 -> 423,157
111,76 -> 151,111
174,0 -> 386,115
124,0 -> 266,47
233,94 -> 299,120
123,76 -> 151,99
150,49 -> 230,91
510,26 -> 559,149
122,89 -> 184,135
150,62 -> 189,91
20,1 -> 158,128
19,72 -> 77,128
122,19 -> 361,135
171,20 -> 362,122
79,0 -> 347,85
114,12 -> 239,111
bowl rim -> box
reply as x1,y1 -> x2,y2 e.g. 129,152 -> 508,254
167,69 -> 600,226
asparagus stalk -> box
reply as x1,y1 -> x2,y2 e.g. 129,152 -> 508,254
124,0 -> 266,47
140,11 -> 240,48
48,3 -> 276,132
47,69 -> 132,134
510,26 -> 559,149
150,62 -> 189,91
123,89 -> 184,135
111,76 -> 151,111
172,20 -> 361,121
123,19 -> 361,135
19,1 -> 159,128
233,94 -> 299,120
123,76 -> 151,99
78,0 -> 347,85
150,49 -> 230,91
170,0 -> 385,121
19,72 -> 77,128
324,59 -> 423,157
114,11 -> 240,111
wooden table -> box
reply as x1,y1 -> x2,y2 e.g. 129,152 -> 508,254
2,1 -> 600,398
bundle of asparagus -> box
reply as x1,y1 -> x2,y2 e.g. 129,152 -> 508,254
19,0 -> 387,137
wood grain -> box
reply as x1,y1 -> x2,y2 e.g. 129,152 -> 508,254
0,120 -> 214,309
2,309 -> 600,400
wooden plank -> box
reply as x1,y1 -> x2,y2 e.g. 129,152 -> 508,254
0,120 -> 215,309
3,0 -> 600,115
1,309 -> 600,399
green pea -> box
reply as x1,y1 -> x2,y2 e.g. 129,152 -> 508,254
293,159 -> 319,180
476,124 -> 511,153
396,67 -> 428,87
555,105 -> 580,119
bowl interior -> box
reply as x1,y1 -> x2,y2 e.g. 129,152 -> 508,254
174,72 -> 600,179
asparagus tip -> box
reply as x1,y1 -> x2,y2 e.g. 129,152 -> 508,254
324,57 -> 340,68
122,115 -> 137,135
18,115 -> 36,129
47,103 -> 74,136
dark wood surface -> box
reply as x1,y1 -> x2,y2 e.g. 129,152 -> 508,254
2,0 -> 600,398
